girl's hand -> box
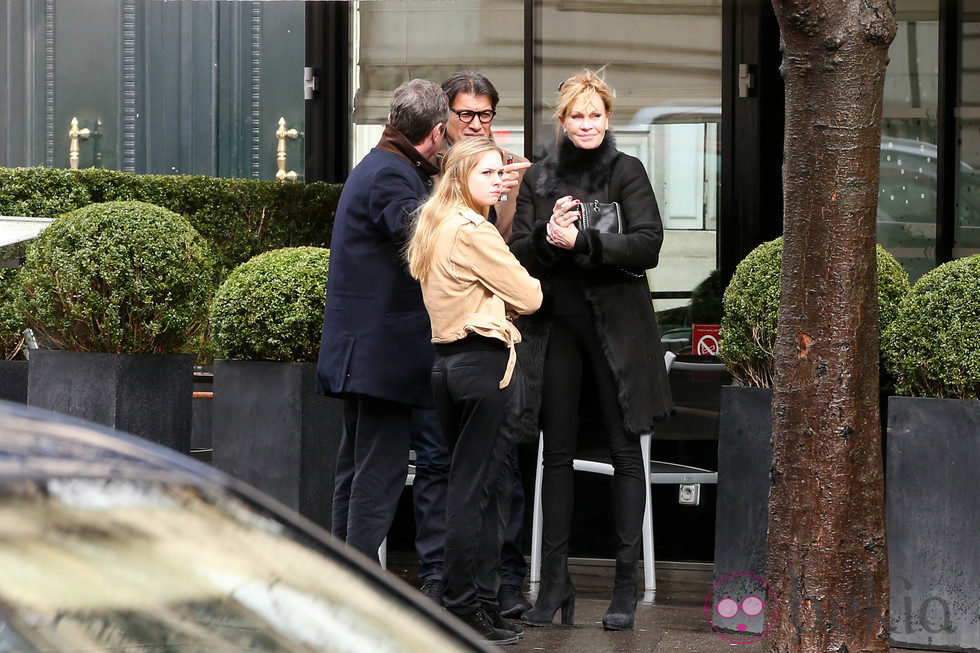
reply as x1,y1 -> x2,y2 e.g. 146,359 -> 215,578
550,196 -> 581,228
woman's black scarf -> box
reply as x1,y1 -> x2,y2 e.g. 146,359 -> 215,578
535,132 -> 620,198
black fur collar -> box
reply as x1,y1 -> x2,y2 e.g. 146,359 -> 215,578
536,132 -> 620,198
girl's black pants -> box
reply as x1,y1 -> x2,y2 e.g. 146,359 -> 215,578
431,336 -> 521,614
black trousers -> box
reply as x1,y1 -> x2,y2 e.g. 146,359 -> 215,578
331,393 -> 412,561
409,408 -> 450,582
540,315 -> 646,563
411,413 -> 528,586
432,343 -> 519,614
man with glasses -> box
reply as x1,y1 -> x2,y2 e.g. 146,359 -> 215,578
442,72 -> 528,238
410,72 -> 533,628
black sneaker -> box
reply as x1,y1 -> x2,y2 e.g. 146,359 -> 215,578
454,608 -> 520,645
486,607 -> 525,638
420,578 -> 445,604
497,584 -> 532,618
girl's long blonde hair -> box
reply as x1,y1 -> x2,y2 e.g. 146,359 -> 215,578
406,137 -> 503,281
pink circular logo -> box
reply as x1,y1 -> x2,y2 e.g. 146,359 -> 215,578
704,572 -> 778,644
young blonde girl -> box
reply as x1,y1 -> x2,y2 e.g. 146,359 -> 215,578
407,137 -> 542,644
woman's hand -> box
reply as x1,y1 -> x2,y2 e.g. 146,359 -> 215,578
547,196 -> 580,249
550,196 -> 581,228
546,219 -> 579,249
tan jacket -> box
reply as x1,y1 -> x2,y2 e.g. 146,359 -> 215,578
420,207 -> 543,387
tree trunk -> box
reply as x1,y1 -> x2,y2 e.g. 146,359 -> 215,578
766,1 -> 896,652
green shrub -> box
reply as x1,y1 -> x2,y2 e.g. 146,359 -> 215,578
883,255 -> 980,399
719,237 -> 910,387
1,266 -> 22,359
18,201 -> 214,354
210,247 -> 330,363
0,167 -> 341,274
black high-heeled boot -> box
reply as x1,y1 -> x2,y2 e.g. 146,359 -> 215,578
522,553 -> 575,627
602,559 -> 638,631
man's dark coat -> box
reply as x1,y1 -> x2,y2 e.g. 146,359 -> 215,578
316,126 -> 439,408
508,134 -> 674,442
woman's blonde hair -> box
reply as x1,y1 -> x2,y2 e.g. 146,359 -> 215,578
553,69 -> 616,125
406,137 -> 504,281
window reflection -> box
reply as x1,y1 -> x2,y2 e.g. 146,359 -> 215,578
956,4 -> 980,256
0,479 -> 466,652
880,3 -> 940,281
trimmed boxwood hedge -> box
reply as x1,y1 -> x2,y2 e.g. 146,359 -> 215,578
719,237 -> 910,387
1,266 -> 21,359
0,167 -> 341,273
18,201 -> 214,354
210,247 -> 330,363
883,255 -> 980,399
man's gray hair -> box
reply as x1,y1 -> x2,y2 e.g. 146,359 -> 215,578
389,79 -> 449,145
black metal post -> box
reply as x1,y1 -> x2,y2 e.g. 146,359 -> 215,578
719,0 -> 784,284
936,0 -> 960,264
523,0 -> 542,162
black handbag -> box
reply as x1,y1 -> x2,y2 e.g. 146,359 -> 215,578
578,199 -> 623,234
576,198 -> 646,278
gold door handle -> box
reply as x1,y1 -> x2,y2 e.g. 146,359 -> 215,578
276,117 -> 299,181
69,117 -> 91,170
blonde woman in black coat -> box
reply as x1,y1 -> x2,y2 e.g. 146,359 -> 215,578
509,71 -> 673,631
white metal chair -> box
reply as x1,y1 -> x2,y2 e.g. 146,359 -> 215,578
529,350 -> 720,595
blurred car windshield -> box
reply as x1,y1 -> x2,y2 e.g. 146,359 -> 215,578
0,476 -> 468,652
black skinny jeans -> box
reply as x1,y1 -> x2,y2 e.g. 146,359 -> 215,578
540,314 -> 646,564
432,339 -> 520,614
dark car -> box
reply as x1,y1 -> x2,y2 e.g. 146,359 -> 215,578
0,400 -> 487,652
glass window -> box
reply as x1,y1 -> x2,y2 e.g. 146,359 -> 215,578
536,1 -> 723,346
350,0 -> 525,166
879,1 -> 940,281
955,0 -> 980,257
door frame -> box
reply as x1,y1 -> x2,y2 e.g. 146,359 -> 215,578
304,2 -> 350,184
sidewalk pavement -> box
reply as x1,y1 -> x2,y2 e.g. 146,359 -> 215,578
391,557 -> 915,652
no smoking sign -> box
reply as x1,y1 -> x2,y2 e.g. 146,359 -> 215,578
692,324 -> 721,356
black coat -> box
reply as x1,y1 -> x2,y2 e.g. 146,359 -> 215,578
508,134 -> 674,441
316,127 -> 437,408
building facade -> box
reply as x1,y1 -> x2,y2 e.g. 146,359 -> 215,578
1,0 -> 977,322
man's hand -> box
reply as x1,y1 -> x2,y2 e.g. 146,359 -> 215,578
499,160 -> 531,199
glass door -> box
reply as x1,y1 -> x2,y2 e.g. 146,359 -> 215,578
533,0 -> 723,346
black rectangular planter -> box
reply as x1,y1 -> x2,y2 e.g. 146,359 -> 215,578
887,396 -> 979,652
0,359 -> 28,404
27,350 -> 193,452
211,360 -> 344,531
712,385 -> 772,635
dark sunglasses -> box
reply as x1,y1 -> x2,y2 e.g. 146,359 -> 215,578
450,107 -> 496,124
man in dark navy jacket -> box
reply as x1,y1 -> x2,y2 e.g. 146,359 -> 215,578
316,79 -> 448,562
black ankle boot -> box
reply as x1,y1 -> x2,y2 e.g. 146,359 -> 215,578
522,554 -> 575,627
602,559 -> 638,631
486,607 -> 525,637
454,608 -> 520,645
